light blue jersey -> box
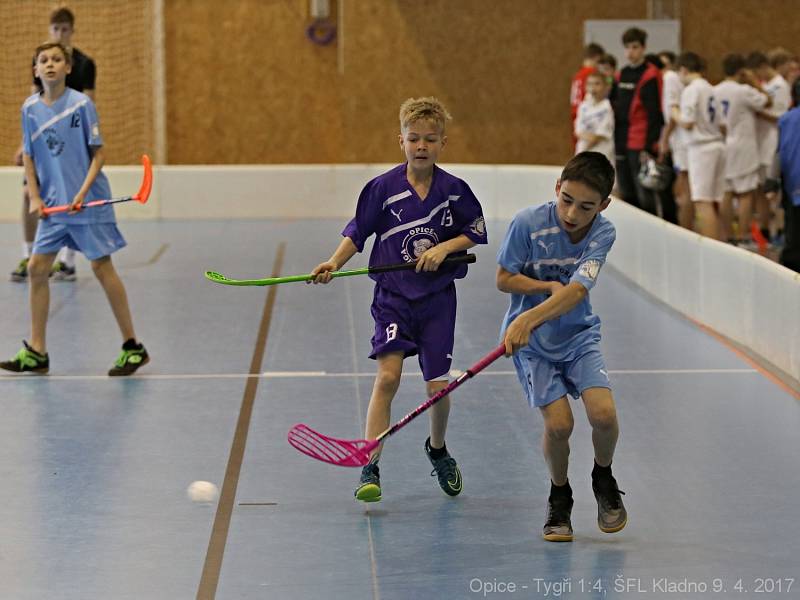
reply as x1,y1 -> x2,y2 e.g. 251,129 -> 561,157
497,201 -> 616,362
22,88 -> 114,225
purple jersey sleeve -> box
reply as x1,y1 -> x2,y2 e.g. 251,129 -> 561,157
342,179 -> 382,251
451,180 -> 488,245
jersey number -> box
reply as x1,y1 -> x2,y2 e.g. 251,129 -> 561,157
70,113 -> 81,128
441,209 -> 453,227
385,323 -> 398,342
721,99 -> 730,118
707,97 -> 716,123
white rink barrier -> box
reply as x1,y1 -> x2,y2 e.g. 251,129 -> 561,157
1,163 -> 797,381
604,199 -> 800,382
0,163 -> 560,222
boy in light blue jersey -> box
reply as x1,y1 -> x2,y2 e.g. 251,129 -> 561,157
0,42 -> 148,376
497,152 -> 625,542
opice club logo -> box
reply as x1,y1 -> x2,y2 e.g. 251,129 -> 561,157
401,227 -> 439,263
470,216 -> 486,237
43,128 -> 65,156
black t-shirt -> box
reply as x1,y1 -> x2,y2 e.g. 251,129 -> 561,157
32,46 -> 96,92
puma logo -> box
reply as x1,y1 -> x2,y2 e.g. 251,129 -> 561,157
390,208 -> 403,222
599,369 -> 608,378
537,239 -> 554,255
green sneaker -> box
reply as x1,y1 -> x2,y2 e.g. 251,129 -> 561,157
10,258 -> 29,282
51,261 -> 77,282
355,463 -> 381,502
0,341 -> 49,374
108,341 -> 149,376
425,437 -> 463,497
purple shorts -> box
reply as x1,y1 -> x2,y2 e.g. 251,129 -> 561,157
369,283 -> 456,381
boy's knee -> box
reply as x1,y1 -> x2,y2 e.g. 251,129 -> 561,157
91,257 -> 111,276
588,406 -> 618,431
545,419 -> 574,442
28,257 -> 51,279
426,380 -> 447,397
375,370 -> 401,393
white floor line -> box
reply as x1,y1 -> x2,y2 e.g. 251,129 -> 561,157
0,368 -> 758,382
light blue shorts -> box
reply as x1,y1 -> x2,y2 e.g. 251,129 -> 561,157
33,221 -> 127,261
512,347 -> 611,408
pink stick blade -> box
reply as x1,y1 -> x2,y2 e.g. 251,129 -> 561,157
287,424 -> 379,467
287,344 -> 507,468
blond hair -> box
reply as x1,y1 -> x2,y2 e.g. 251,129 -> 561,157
399,97 -> 452,132
767,47 -> 794,70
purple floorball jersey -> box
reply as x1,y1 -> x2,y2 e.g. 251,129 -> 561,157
342,163 -> 487,301
343,163 -> 487,379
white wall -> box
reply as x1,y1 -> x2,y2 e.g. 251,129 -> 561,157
0,163 -> 561,222
2,163 -> 797,381
604,200 -> 800,382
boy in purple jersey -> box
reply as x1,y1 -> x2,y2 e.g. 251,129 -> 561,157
310,97 -> 487,502
497,152 -> 625,542
0,42 -> 148,377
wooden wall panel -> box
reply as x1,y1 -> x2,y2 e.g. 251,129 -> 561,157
165,0 -> 646,165
163,0 -> 800,165
681,1 -> 800,83
0,0 -> 155,165
339,0 -> 647,165
165,0 -> 344,164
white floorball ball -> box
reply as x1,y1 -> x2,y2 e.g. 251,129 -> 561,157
187,480 -> 219,503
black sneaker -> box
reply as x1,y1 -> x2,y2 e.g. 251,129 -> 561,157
355,463 -> 381,502
108,341 -> 149,376
10,258 -> 29,282
0,340 -> 49,374
543,492 -> 574,542
424,437 -> 462,497
51,261 -> 77,282
592,471 -> 627,533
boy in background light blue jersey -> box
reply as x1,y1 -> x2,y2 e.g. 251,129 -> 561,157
497,152 -> 625,542
0,42 -> 148,377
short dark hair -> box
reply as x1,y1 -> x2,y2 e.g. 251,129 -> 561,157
50,7 -> 75,26
584,43 -> 605,59
34,41 -> 72,65
645,53 -> 664,69
658,51 -> 676,66
746,51 -> 769,69
622,27 -> 647,46
561,152 -> 615,200
597,53 -> 617,69
722,53 -> 746,77
677,51 -> 705,73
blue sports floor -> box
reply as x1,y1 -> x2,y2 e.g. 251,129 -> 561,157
0,220 -> 798,599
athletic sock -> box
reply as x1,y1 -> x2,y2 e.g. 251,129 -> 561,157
550,480 -> 572,498
122,338 -> 142,351
592,461 -> 612,479
22,242 -> 32,259
62,248 -> 77,268
426,439 -> 448,460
